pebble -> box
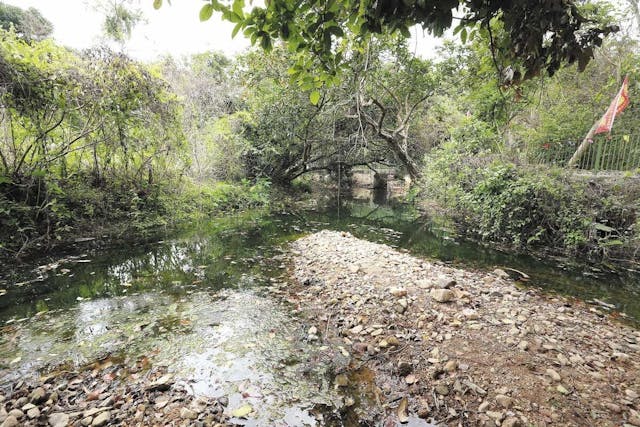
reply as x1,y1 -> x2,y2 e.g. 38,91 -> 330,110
30,387 -> 47,404
444,360 -> 458,372
435,385 -> 449,396
397,361 -> 413,376
26,407 -> 40,419
557,385 -> 570,395
6,410 -> 21,420
390,287 -> 407,297
350,325 -> 363,335
91,411 -> 110,426
495,394 -> 512,409
603,402 -> 621,413
545,368 -> 561,382
430,289 -> 455,303
517,340 -> 529,351
502,416 -> 521,427
147,374 -> 174,392
486,410 -> 504,421
626,389 -> 639,400
48,412 -> 70,427
1,416 -> 18,427
180,408 -> 198,420
628,415 -> 640,426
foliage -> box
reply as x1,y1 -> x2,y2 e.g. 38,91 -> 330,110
0,2 -> 52,41
422,147 -> 639,261
195,0 -> 616,89
0,29 -> 188,257
99,0 -> 143,44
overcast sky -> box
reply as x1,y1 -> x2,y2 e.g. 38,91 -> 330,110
6,0 -> 442,61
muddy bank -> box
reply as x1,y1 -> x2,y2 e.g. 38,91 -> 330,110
287,230 -> 640,426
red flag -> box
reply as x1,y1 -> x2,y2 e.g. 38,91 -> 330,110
594,76 -> 630,135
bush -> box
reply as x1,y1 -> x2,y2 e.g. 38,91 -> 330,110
421,148 -> 639,262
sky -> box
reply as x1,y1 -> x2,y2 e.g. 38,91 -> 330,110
6,0 -> 443,62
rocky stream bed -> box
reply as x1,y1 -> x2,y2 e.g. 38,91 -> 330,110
284,230 -> 640,426
1,228 -> 639,426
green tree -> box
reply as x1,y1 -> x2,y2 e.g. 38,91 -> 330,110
0,2 -> 53,41
194,0 -> 616,85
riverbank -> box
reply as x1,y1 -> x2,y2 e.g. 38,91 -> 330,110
287,230 -> 640,426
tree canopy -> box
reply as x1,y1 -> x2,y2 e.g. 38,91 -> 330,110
0,1 -> 53,41
188,0 -> 617,85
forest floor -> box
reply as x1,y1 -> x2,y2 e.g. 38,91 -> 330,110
286,230 -> 640,427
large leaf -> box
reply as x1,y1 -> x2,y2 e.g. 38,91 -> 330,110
199,3 -> 214,21
309,90 -> 320,105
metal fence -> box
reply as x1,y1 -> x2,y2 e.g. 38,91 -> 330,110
531,134 -> 640,171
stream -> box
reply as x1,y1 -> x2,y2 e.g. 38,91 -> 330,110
1,189 -> 639,425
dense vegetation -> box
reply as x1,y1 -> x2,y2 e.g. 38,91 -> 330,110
1,0 -> 639,267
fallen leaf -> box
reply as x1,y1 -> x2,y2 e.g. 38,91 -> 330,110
397,397 -> 409,423
231,404 -> 253,418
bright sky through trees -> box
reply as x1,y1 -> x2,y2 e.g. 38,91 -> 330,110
4,0 -> 441,61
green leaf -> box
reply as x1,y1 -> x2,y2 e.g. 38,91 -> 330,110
594,223 -> 615,233
153,0 -> 162,9
460,27 -> 467,44
199,4 -> 214,21
231,22 -> 242,38
232,0 -> 244,18
309,90 -> 320,105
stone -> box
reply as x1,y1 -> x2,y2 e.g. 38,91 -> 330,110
6,410 -> 22,420
386,336 -> 400,347
462,308 -> 479,320
405,374 -> 417,385
557,354 -> 569,366
30,387 -> 47,404
430,289 -> 455,303
180,408 -> 198,420
626,389 -> 639,400
486,411 -> 504,421
502,416 -> 521,427
612,352 -> 630,362
478,401 -> 490,412
495,394 -> 513,409
91,411 -> 110,427
493,269 -> 510,279
390,287 -> 407,297
21,403 -> 35,412
557,385 -> 570,395
435,385 -> 449,396
517,341 -> 529,351
27,407 -> 40,419
628,415 -> 640,426
349,325 -> 363,335
444,360 -> 458,372
308,326 -> 318,336
545,368 -> 561,382
397,361 -> 413,376
1,416 -> 18,427
48,412 -> 70,427
569,354 -> 585,365
603,402 -> 621,413
436,278 -> 456,289
147,374 -> 174,392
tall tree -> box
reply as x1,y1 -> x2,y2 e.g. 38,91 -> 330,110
0,2 -> 53,41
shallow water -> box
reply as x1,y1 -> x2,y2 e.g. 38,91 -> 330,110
0,191 -> 639,425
